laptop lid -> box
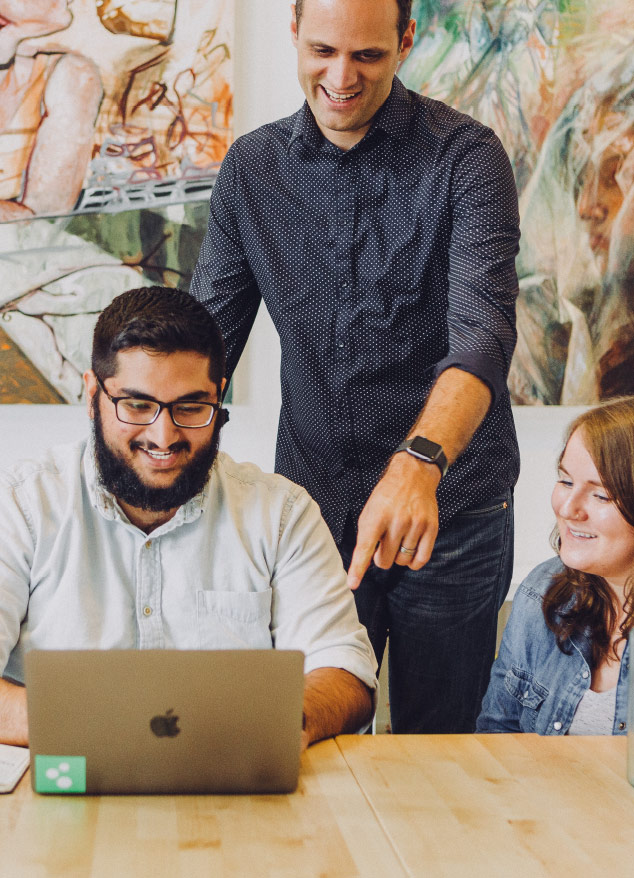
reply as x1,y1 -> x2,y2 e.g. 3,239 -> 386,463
25,649 -> 305,795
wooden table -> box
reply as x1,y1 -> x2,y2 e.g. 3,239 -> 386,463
0,740 -> 405,878
2,735 -> 632,877
338,734 -> 634,878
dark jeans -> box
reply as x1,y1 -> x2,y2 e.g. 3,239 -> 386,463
339,493 -> 514,734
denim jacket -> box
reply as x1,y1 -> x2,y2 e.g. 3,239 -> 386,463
477,557 -> 630,735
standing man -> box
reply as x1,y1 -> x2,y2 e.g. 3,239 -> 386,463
191,0 -> 520,733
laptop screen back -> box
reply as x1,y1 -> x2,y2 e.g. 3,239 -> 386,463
25,649 -> 305,795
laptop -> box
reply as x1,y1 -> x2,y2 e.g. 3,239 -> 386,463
25,649 -> 305,795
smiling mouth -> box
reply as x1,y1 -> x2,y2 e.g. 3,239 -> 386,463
321,85 -> 360,103
568,528 -> 596,540
131,443 -> 188,468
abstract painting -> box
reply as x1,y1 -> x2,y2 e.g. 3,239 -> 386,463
0,0 -> 232,403
401,0 -> 634,404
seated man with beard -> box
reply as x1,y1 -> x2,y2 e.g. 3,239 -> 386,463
0,287 -> 376,749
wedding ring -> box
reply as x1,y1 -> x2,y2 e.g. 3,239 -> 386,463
398,545 -> 416,556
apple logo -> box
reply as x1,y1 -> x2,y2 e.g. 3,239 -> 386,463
150,708 -> 181,738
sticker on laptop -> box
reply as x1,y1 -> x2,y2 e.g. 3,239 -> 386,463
34,755 -> 86,794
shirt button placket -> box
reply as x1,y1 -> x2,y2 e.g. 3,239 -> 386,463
138,538 -> 162,648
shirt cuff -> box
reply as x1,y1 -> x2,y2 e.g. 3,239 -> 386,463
433,351 -> 507,407
303,648 -> 379,733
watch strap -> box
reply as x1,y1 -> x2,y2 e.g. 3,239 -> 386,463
395,437 -> 448,478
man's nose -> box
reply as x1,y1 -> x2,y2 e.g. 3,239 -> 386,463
328,54 -> 358,90
143,406 -> 182,446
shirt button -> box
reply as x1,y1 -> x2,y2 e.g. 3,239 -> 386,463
553,721 -> 562,731
523,690 -> 529,699
582,670 -> 589,679
145,541 -> 152,549
143,606 -> 152,617
338,342 -> 345,349
619,722 -> 627,731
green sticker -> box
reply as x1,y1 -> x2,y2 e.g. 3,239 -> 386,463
34,755 -> 86,794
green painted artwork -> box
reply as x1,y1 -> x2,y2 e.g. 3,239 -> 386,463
401,0 -> 634,404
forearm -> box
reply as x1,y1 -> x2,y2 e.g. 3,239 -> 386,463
0,678 -> 28,746
406,367 -> 492,464
302,667 -> 374,749
347,368 -> 494,585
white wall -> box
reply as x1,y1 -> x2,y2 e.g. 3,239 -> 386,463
0,1 -> 581,597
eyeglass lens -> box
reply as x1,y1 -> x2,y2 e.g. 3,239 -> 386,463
116,399 -> 214,427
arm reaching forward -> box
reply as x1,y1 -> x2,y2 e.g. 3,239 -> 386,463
301,667 -> 374,751
347,368 -> 492,589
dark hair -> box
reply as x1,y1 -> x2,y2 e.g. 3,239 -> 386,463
543,396 -> 634,668
295,0 -> 413,44
91,286 -> 225,389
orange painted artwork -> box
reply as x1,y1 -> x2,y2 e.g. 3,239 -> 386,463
0,1 -> 232,405
0,0 -> 232,221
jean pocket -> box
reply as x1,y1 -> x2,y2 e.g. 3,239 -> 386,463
505,665 -> 548,706
197,590 -> 272,649
457,497 -> 510,518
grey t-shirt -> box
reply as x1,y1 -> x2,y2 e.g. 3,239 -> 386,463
568,686 -> 617,735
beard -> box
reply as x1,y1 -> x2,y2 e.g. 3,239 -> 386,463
92,399 -> 222,513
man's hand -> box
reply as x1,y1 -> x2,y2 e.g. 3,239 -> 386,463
346,453 -> 441,590
346,368 -> 493,590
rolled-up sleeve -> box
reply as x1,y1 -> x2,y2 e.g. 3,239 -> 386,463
270,486 -> 378,698
434,128 -> 520,405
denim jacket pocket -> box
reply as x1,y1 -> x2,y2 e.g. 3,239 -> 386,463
504,665 -> 549,732
197,590 -> 273,650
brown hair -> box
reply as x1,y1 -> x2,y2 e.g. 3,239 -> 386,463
543,396 -> 634,668
294,0 -> 413,44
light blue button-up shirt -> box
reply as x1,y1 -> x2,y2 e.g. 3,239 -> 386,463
0,440 -> 377,696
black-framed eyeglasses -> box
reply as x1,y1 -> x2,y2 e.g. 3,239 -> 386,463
95,376 -> 221,428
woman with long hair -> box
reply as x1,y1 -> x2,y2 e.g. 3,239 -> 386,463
477,396 -> 634,734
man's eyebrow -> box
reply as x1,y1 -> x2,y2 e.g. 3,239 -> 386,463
118,388 -> 215,402
310,41 -> 386,52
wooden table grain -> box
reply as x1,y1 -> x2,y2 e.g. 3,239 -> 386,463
0,739 -> 405,878
336,733 -> 634,878
3,735 -> 632,877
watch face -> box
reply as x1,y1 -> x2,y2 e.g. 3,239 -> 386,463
409,437 -> 442,460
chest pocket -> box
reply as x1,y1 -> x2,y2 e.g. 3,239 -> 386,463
197,590 -> 273,650
504,665 -> 549,732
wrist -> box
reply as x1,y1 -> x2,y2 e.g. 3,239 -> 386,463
394,436 -> 448,478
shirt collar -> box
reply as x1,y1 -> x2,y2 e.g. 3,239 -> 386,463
289,102 -> 324,151
288,76 -> 413,153
372,76 -> 413,142
83,438 -> 210,533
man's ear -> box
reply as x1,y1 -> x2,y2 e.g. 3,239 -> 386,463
221,377 -> 227,395
290,4 -> 298,45
399,18 -> 416,62
84,370 -> 98,420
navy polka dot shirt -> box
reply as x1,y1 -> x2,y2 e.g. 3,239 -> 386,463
191,77 -> 521,543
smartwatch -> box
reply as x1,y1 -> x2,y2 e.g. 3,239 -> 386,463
395,436 -> 448,478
